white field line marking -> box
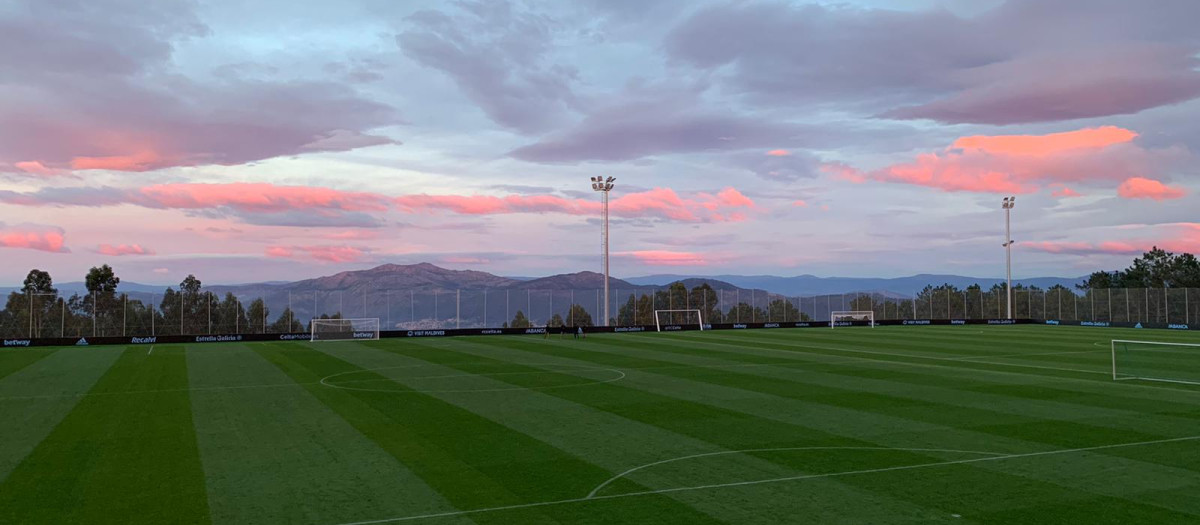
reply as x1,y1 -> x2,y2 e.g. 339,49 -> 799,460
147,346 -> 153,355
319,364 -> 626,394
586,446 -> 1007,499
334,434 -> 1200,525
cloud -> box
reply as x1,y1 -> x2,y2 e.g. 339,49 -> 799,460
766,149 -> 790,157
664,1 -> 1200,124
1024,241 -> 1143,256
1117,177 -> 1186,200
508,84 -> 822,163
0,223 -> 69,253
0,182 -> 392,227
1050,187 -> 1082,198
832,126 -> 1187,194
396,187 -> 755,222
0,1 -> 399,173
617,250 -> 708,266
439,256 -> 491,265
397,1 -> 578,134
97,243 -> 155,256
11,161 -> 65,177
265,245 -> 371,263
0,182 -> 758,226
882,43 -> 1200,124
1025,223 -> 1200,256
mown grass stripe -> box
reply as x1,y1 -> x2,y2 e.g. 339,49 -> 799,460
187,343 -> 457,525
382,337 -> 980,522
0,346 -> 210,524
440,334 -> 1200,518
0,347 -> 122,484
258,342 -> 729,525
0,347 -> 56,382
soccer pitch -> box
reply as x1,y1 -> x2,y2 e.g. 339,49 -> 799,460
2,326 -> 1200,524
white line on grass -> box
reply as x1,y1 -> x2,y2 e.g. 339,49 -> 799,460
334,434 -> 1200,525
147,346 -> 153,355
586,446 -> 1007,499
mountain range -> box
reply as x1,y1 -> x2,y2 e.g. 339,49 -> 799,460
3,263 -> 1087,328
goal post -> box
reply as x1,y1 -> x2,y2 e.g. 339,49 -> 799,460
654,309 -> 704,332
830,311 -> 875,328
311,318 -> 380,342
1111,340 -> 1200,385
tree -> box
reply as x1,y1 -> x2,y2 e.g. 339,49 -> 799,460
565,304 -> 594,326
84,265 -> 120,336
509,310 -> 531,328
548,313 -> 564,327
270,307 -> 305,333
85,265 -> 120,294
246,298 -> 269,334
180,275 -> 202,295
22,269 -> 56,294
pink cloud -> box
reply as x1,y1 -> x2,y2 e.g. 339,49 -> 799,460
139,183 -> 391,213
1025,223 -> 1200,256
951,126 -> 1137,156
71,150 -> 166,172
1050,186 -> 1082,198
792,199 -> 809,207
3,183 -> 758,224
265,246 -> 294,258
97,244 -> 155,256
1024,241 -> 1143,256
618,250 -> 708,266
829,126 -> 1185,194
1117,177 -> 1185,200
766,149 -> 790,157
13,161 -> 65,177
0,223 -> 69,253
266,245 -> 370,263
397,187 -> 755,223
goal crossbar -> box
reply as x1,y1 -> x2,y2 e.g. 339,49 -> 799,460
830,311 -> 875,328
654,309 -> 704,332
311,318 -> 381,342
1111,339 -> 1200,385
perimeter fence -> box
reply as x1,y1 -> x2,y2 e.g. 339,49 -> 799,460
1,286 -> 1195,338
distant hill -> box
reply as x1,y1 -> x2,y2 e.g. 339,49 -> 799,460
2,263 -> 1088,329
625,273 -> 1086,296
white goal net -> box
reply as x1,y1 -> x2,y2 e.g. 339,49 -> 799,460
311,318 -> 381,342
831,311 -> 875,328
1111,340 -> 1200,385
654,309 -> 704,332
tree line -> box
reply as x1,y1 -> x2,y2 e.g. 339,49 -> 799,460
0,266 -> 307,338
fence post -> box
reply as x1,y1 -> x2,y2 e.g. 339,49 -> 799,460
93,291 -> 97,337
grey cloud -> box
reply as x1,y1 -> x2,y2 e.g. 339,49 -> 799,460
664,0 -> 1200,124
509,91 -> 813,163
0,0 -> 401,171
397,0 -> 579,134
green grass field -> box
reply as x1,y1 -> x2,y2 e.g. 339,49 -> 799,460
3,325 -> 1200,524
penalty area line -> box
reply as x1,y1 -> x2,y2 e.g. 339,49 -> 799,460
333,434 -> 1200,525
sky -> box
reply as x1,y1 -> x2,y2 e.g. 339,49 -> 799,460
1,0 -> 1199,286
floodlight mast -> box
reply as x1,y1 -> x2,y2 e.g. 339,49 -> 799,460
1002,196 -> 1016,319
591,176 -> 616,326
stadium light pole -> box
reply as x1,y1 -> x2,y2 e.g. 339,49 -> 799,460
591,176 -> 615,326
1002,196 -> 1016,319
